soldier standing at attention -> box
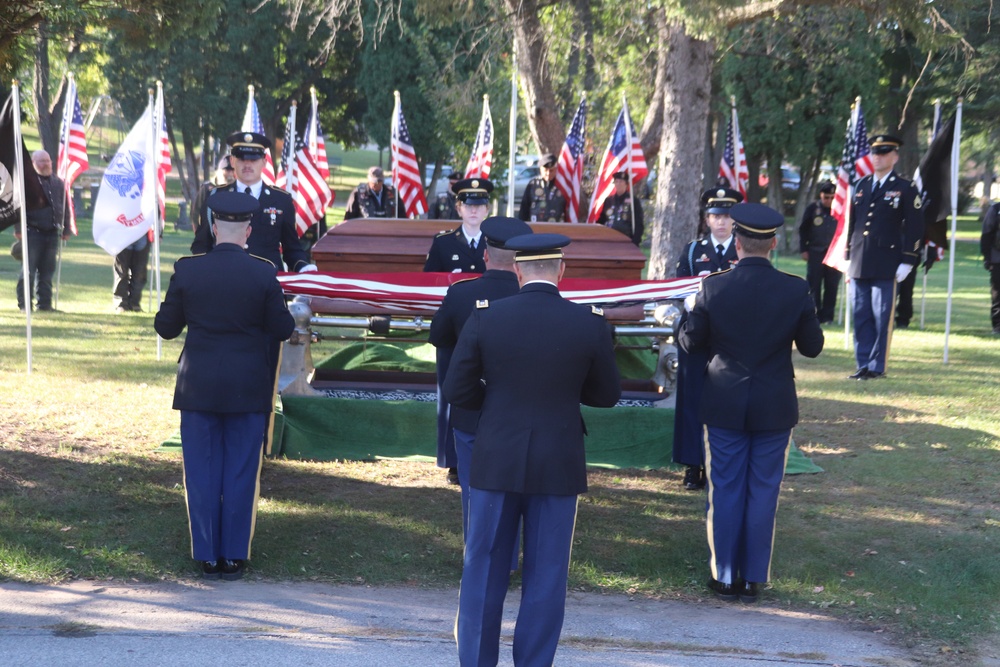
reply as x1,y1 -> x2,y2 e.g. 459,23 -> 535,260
192,132 -> 314,273
423,178 -> 491,274
671,187 -> 743,491
798,181 -> 841,324
428,171 -> 462,220
343,166 -> 405,219
155,191 -> 295,581
846,134 -> 924,380
596,170 -> 644,245
518,153 -> 567,222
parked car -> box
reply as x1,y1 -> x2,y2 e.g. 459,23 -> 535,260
758,166 -> 801,195
424,164 -> 455,197
496,164 -> 540,208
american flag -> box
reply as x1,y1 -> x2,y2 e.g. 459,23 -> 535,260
823,101 -> 873,272
391,92 -> 428,218
276,104 -> 332,236
242,86 -> 275,185
57,75 -> 89,235
555,98 -> 586,223
586,101 -> 648,224
153,85 -> 172,225
306,87 -> 330,181
464,94 -> 493,179
718,104 -> 749,197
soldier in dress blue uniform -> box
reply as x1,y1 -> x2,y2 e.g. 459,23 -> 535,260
518,153 -> 568,222
342,166 -> 405,219
428,171 -> 462,220
846,134 -> 924,380
798,181 -> 841,323
155,191 -> 296,581
192,132 -> 313,273
445,233 -> 621,667
679,203 -> 824,604
596,170 -> 644,245
672,187 -> 743,491
423,178 -> 492,274
429,216 -> 532,543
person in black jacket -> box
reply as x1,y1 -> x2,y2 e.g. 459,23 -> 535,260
191,132 -> 313,273
445,233 -> 621,667
596,171 -> 644,245
423,178 -> 491,274
980,201 -> 1000,334
680,203 -> 824,604
15,150 -> 69,312
429,216 -> 531,537
798,181 -> 840,323
155,191 -> 295,581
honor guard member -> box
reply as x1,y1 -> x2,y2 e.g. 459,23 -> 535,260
846,134 -> 924,380
671,186 -> 743,491
192,132 -> 314,273
798,181 -> 841,323
679,203 -> 824,604
596,170 -> 645,245
981,200 -> 1000,334
518,153 -> 568,222
191,155 -> 235,235
423,178 -> 492,274
445,233 -> 621,667
155,191 -> 296,581
428,171 -> 463,220
429,216 -> 532,542
343,166 -> 405,219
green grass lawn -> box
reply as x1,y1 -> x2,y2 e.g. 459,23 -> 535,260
0,193 -> 998,663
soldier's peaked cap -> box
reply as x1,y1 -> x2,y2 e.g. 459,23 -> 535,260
209,190 -> 258,222
869,134 -> 903,154
227,131 -> 271,159
481,216 -> 533,249
508,232 -> 570,262
702,187 -> 744,214
454,178 -> 493,205
730,202 -> 783,239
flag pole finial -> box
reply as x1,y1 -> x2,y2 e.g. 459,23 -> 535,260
394,90 -> 400,99
730,95 -> 736,107
291,100 -> 297,108
483,93 -> 489,102
248,85 -> 255,95
147,88 -> 154,96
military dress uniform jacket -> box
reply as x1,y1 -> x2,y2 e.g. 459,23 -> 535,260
423,227 -> 487,273
429,270 -> 520,432
675,237 -> 739,277
154,244 -> 295,413
192,184 -> 309,272
679,257 -> 824,431
343,183 -> 404,220
847,171 -> 924,280
596,192 -> 644,245
428,193 -> 459,220
443,282 -> 622,495
798,201 -> 837,253
518,178 -> 567,222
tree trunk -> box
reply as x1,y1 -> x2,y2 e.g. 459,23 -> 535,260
503,0 -> 565,155
32,23 -> 56,157
647,24 -> 714,280
638,6 -> 667,165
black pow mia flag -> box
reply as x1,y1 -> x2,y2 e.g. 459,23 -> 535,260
0,93 -> 49,232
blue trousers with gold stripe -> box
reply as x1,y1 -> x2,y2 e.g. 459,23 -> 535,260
180,410 -> 266,562
852,278 -> 896,374
704,426 -> 791,585
457,489 -> 578,667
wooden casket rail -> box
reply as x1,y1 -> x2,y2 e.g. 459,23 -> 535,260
312,219 -> 647,280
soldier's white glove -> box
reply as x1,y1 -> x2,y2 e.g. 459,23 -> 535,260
684,293 -> 697,313
895,263 -> 913,283
299,264 -> 318,273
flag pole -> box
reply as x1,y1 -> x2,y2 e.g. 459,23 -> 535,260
391,91 -> 399,213
919,99 -> 941,331
54,72 -> 76,311
622,95 -> 637,236
10,82 -> 33,373
843,98 -> 861,349
943,98 -> 962,364
150,86 -> 163,359
507,42 -> 518,217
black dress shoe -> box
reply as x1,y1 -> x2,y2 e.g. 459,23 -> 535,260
861,371 -> 884,380
683,465 -> 706,491
446,467 -> 459,485
738,581 -> 759,603
201,560 -> 222,580
848,368 -> 869,380
708,578 -> 737,601
221,559 -> 245,581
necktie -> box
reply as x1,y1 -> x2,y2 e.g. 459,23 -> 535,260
470,238 -> 477,250
716,243 -> 725,259
245,186 -> 252,196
